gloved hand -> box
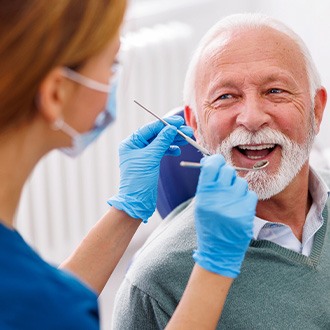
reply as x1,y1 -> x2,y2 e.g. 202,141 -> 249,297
108,115 -> 193,223
193,154 -> 258,278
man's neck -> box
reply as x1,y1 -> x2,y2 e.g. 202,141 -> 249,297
255,164 -> 311,242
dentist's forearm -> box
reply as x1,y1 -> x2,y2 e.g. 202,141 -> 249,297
60,207 -> 140,294
166,264 -> 233,329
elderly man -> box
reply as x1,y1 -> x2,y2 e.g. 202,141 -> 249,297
112,13 -> 330,329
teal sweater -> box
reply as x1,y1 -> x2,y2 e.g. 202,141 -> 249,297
112,176 -> 330,329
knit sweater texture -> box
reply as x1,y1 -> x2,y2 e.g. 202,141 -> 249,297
112,171 -> 330,330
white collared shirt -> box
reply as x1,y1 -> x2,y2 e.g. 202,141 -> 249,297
253,167 -> 330,256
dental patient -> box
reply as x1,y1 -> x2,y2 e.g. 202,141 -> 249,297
112,13 -> 330,329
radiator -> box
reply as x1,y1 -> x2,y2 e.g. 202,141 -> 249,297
15,21 -> 193,264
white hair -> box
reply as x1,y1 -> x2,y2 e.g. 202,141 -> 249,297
183,13 -> 322,113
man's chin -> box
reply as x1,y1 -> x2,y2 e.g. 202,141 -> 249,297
245,169 -> 292,200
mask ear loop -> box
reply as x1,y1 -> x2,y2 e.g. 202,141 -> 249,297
51,117 -> 79,139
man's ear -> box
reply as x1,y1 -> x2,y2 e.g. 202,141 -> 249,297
37,67 -> 70,125
313,86 -> 327,134
184,105 -> 198,134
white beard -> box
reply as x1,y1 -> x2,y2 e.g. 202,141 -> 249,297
197,119 -> 315,200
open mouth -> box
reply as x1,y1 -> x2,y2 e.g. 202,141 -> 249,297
235,144 -> 277,160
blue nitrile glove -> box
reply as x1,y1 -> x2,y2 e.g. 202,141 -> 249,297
108,115 -> 193,223
193,154 -> 258,278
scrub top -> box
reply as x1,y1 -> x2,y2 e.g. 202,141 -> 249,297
0,222 -> 99,329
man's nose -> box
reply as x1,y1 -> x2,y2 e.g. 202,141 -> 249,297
236,95 -> 270,132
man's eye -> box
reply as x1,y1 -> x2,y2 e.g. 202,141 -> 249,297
267,88 -> 283,94
209,93 -> 236,109
219,94 -> 233,99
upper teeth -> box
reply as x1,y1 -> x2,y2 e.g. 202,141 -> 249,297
238,144 -> 275,150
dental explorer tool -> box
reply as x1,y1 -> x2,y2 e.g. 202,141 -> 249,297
180,160 -> 269,172
134,100 -> 211,156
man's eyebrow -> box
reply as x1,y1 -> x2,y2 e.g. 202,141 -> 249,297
207,79 -> 241,96
261,73 -> 299,86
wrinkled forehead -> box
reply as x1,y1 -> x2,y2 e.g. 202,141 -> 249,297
196,26 -> 307,84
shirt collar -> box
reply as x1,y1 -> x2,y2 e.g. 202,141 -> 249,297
253,166 -> 330,239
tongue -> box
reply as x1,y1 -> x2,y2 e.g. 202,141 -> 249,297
244,149 -> 271,158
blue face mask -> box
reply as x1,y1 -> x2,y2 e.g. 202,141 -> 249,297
53,66 -> 119,157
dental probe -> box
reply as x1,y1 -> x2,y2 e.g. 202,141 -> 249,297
180,160 -> 269,172
134,100 -> 211,156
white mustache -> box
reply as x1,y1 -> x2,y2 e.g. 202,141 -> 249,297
224,127 -> 291,148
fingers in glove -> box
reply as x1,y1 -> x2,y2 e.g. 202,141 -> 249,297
232,177 -> 249,196
147,125 -> 178,154
198,155 -> 226,185
135,120 -> 168,145
172,125 -> 194,145
217,164 -> 236,187
132,116 -> 184,146
163,115 -> 185,128
164,145 -> 181,157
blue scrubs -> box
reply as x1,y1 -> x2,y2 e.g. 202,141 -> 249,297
0,223 -> 99,329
